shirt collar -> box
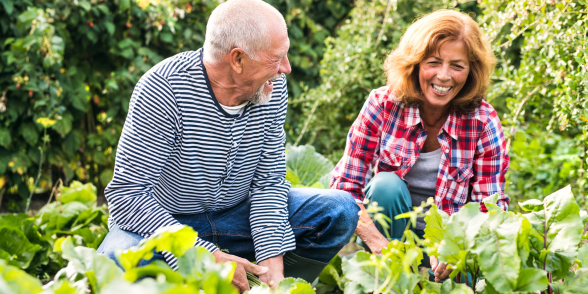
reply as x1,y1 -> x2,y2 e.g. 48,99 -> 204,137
401,103 -> 461,141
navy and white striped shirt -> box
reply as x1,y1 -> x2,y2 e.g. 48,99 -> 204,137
105,49 -> 295,268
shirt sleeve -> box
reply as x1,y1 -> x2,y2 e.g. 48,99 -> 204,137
330,90 -> 384,203
470,110 -> 511,212
248,76 -> 295,262
105,71 -> 217,269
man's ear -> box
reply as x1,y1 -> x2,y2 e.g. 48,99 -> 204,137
229,48 -> 245,74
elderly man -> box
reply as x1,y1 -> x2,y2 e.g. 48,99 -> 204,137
96,0 -> 359,292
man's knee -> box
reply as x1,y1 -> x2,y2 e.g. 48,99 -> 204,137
317,189 -> 360,234
97,225 -> 143,262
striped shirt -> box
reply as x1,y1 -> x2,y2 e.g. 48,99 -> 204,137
105,49 -> 295,268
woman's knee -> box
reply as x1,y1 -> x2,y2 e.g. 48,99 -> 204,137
366,172 -> 410,206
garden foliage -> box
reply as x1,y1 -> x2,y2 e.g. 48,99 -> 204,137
479,0 -> 588,204
0,0 -> 352,211
0,181 -> 107,282
315,186 -> 588,294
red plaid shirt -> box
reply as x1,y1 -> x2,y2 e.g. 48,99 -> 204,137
331,86 -> 510,215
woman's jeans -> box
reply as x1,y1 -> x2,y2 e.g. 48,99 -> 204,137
97,188 -> 360,267
360,172 -> 431,268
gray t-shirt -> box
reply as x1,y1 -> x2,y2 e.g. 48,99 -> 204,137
403,148 -> 442,230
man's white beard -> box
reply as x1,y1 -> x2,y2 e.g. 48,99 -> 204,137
249,74 -> 281,105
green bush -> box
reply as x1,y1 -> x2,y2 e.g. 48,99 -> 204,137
0,0 -> 352,211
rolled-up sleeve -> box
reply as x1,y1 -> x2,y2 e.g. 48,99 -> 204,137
471,110 -> 510,212
331,90 -> 383,203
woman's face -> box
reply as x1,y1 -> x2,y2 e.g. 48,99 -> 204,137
418,39 -> 470,109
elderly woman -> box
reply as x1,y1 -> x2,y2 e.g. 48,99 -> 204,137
331,10 -> 509,281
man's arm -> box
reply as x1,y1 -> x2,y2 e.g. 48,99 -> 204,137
106,72 -> 217,269
249,77 -> 295,285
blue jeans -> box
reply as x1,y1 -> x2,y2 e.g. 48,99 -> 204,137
97,188 -> 359,267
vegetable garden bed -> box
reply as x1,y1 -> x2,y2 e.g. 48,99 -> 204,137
1,146 -> 587,294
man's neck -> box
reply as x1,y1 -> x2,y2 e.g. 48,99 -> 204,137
203,59 -> 249,107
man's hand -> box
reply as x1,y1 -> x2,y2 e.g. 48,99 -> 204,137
213,250 -> 269,293
258,255 -> 285,289
430,256 -> 452,282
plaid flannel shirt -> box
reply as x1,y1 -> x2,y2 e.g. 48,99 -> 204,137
331,86 -> 510,215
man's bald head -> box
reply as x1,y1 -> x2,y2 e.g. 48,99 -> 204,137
203,0 -> 287,64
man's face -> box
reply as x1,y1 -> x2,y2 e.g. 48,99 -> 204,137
242,21 -> 291,104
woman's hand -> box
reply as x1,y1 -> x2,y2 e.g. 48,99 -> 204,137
430,256 -> 452,282
355,203 -> 390,254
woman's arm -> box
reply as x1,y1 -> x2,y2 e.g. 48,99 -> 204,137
355,203 -> 390,254
331,89 -> 390,252
470,107 -> 510,211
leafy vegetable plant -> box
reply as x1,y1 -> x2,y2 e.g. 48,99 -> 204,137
316,185 -> 588,294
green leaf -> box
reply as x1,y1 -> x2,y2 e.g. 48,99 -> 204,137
576,245 -> 588,268
0,128 -> 11,148
524,186 -> 583,280
18,123 -> 38,146
38,201 -> 90,231
0,0 -> 14,15
100,169 -> 114,186
0,259 -> 43,294
318,254 -> 344,289
118,225 -> 198,271
482,193 -> 501,211
554,269 -> 588,294
59,237 -> 123,293
177,246 -> 234,284
471,211 -> 521,292
439,279 -> 473,294
52,112 -> 74,137
274,277 -> 315,294
119,0 -> 130,11
438,202 -> 488,265
0,226 -> 42,269
123,260 -> 183,283
59,181 -> 97,205
285,144 -> 334,187
77,0 -> 91,11
519,199 -> 544,212
424,205 -> 449,257
514,268 -> 548,292
103,22 -> 115,36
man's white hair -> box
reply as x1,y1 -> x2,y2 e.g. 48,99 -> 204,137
203,0 -> 285,64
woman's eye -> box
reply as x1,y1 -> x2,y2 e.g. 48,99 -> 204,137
453,65 -> 464,69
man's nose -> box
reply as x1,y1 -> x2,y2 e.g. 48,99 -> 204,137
279,55 -> 292,75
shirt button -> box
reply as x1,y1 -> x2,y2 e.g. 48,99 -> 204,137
233,142 -> 237,147
444,149 -> 449,153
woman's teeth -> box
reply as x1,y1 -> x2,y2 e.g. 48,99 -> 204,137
432,84 -> 451,94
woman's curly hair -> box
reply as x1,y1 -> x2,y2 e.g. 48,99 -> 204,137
384,9 -> 496,113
